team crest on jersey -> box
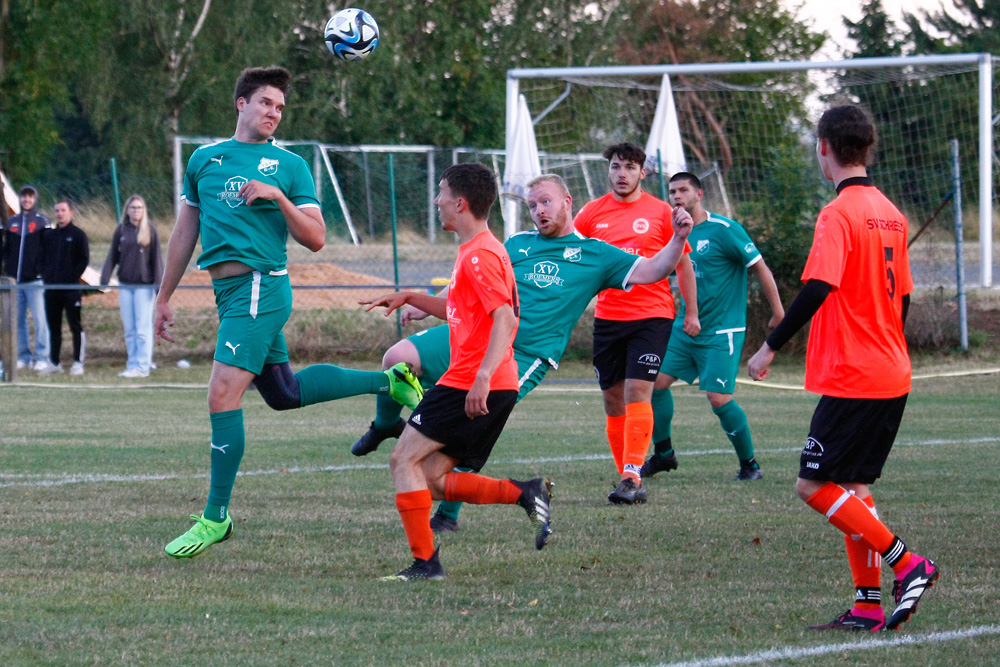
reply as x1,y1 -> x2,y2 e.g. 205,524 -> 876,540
563,247 -> 582,262
526,261 -> 564,288
745,242 -> 757,253
257,157 -> 279,176
219,176 -> 249,208
697,239 -> 710,254
632,218 -> 650,234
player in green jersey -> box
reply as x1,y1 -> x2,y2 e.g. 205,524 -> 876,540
154,66 -> 422,559
641,172 -> 784,482
355,173 -> 694,530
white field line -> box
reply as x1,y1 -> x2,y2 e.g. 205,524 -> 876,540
1,436 -> 996,489
640,624 -> 1000,667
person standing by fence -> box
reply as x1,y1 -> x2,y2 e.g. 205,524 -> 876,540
101,195 -> 163,378
39,199 -> 90,376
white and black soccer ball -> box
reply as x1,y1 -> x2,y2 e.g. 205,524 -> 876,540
324,8 -> 379,62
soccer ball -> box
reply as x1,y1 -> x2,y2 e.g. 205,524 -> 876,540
324,8 -> 379,62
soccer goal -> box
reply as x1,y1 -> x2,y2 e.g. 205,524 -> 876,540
506,54 -> 997,288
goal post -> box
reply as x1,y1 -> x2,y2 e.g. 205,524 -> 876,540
506,53 -> 996,288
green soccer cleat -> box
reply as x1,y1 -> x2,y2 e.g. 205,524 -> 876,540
164,514 -> 234,558
385,362 -> 424,409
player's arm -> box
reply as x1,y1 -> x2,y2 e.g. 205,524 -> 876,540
676,254 -> 700,336
360,291 -> 448,320
465,303 -> 516,419
747,279 -> 832,380
749,259 -> 784,329
400,285 -> 448,324
155,203 -> 201,343
626,206 -> 693,285
238,180 -> 325,252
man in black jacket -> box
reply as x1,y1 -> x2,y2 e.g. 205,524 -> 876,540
40,199 -> 89,376
1,185 -> 52,371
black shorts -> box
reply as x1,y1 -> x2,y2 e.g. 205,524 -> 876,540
592,317 -> 673,390
799,394 -> 909,484
407,384 -> 518,471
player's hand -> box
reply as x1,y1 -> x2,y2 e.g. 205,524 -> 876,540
154,300 -> 175,344
683,313 -> 701,337
465,376 -> 490,419
359,292 -> 410,315
238,179 -> 283,206
672,206 -> 693,240
400,305 -> 429,325
747,343 -> 775,381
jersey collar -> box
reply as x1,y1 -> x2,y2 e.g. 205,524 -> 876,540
835,176 -> 872,195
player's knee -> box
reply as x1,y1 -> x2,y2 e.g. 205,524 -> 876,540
707,393 -> 731,409
253,362 -> 301,411
383,340 -> 420,374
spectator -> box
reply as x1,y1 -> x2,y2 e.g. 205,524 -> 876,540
101,195 -> 163,378
39,199 -> 89,376
0,184 -> 53,372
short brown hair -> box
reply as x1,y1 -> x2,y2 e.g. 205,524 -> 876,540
234,66 -> 292,109
817,105 -> 876,167
441,163 -> 497,220
602,142 -> 646,166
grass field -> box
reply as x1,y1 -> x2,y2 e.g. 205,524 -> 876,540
1,361 -> 998,666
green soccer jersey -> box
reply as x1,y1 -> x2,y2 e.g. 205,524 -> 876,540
182,138 -> 320,273
676,212 -> 762,335
505,230 -> 640,367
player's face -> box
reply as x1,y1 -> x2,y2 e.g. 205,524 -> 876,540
607,154 -> 645,199
237,85 -> 285,141
434,178 -> 461,231
54,202 -> 72,226
527,181 -> 572,238
668,179 -> 702,213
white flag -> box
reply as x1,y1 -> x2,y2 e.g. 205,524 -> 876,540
502,94 -> 541,201
644,75 -> 686,176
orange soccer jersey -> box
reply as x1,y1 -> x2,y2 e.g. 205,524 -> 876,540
574,191 -> 689,321
801,182 -> 913,398
438,229 -> 520,392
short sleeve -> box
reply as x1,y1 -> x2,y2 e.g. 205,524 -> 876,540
801,207 -> 850,289
287,157 -> 319,208
462,248 -> 513,314
182,154 -> 201,206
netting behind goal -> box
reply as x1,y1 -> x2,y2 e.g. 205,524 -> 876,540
511,58 -> 1000,290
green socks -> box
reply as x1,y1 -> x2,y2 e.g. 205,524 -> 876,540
205,409 -> 246,522
374,392 -> 406,431
650,388 -> 675,456
713,400 -> 755,463
296,364 -> 389,408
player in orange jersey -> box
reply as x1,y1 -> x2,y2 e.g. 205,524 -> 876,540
748,105 -> 938,632
362,163 -> 552,581
574,142 -> 696,505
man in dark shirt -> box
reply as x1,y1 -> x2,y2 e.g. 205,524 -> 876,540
1,185 -> 52,371
39,199 -> 89,376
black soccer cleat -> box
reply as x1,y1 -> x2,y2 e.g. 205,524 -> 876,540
515,478 -> 553,550
429,512 -> 460,534
807,608 -> 886,632
639,451 -> 679,479
380,546 -> 446,581
886,555 -> 940,630
734,460 -> 763,481
607,477 -> 647,505
351,419 -> 405,457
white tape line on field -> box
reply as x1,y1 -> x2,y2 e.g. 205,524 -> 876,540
2,436 -> 996,490
642,624 -> 1000,667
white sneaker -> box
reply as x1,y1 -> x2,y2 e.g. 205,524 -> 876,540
16,360 -> 28,370
36,361 -> 62,375
120,368 -> 148,378
70,361 -> 85,376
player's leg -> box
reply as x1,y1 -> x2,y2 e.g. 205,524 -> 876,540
431,352 -> 548,532
797,395 -> 939,630
700,332 -> 760,480
644,329 -> 697,478
592,318 -> 629,483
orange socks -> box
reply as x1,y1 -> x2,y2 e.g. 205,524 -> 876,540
396,489 -> 435,561
806,482 -> 895,553
606,414 -> 627,474
622,402 -> 654,480
844,495 -> 882,610
444,472 -> 521,505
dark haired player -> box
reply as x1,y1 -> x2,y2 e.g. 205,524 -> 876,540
748,104 -> 939,631
574,142 -> 696,504
362,163 -> 553,581
156,66 -> 422,558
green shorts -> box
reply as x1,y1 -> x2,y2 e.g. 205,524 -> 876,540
407,323 -> 550,402
660,328 -> 745,394
213,270 -> 292,374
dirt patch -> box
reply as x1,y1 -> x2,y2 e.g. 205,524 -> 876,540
88,263 -> 396,310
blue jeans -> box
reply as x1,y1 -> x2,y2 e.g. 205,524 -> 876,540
17,280 -> 49,364
119,285 -> 156,373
